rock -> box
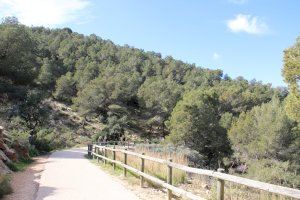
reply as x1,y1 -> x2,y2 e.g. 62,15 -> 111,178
0,150 -> 11,163
0,159 -> 11,174
0,126 -> 3,138
12,142 -> 30,160
0,139 -> 5,150
0,142 -> 10,152
235,164 -> 247,173
4,149 -> 17,162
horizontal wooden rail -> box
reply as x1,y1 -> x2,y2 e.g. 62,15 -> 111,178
90,145 -> 300,199
94,145 -> 166,164
91,150 -> 205,200
167,162 -> 300,199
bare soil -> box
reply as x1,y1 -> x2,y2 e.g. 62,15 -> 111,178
3,155 -> 48,200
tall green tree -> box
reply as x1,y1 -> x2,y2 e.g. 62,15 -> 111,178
0,18 -> 38,84
166,89 -> 232,168
283,37 -> 300,122
19,90 -> 49,144
53,72 -> 76,102
228,97 -> 296,160
138,77 -> 183,116
74,68 -> 141,116
228,98 -> 299,187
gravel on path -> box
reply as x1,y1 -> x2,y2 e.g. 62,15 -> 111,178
3,155 -> 48,200
35,148 -> 140,200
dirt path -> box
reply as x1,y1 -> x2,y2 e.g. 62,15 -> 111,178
35,148 -> 140,200
3,156 -> 48,200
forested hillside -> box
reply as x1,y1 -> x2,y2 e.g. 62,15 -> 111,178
0,17 -> 299,188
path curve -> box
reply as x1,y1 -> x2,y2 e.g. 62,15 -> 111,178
35,148 -> 140,200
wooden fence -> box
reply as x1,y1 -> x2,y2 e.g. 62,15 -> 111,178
87,144 -> 300,200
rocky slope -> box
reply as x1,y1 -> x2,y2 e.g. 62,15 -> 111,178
0,126 -> 29,174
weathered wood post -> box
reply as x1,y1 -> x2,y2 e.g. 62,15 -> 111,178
93,145 -> 96,159
104,148 -> 107,164
217,168 -> 225,200
102,148 -> 105,162
123,148 -> 127,177
113,145 -> 116,170
140,153 -> 145,187
97,147 -> 99,163
167,158 -> 173,200
87,144 -> 92,158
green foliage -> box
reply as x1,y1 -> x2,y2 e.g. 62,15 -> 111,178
1,18 -> 298,188
18,90 -> 49,143
74,69 -> 141,115
246,159 -> 299,188
6,158 -> 33,172
283,37 -> 300,122
0,19 -> 38,84
211,78 -> 278,115
53,72 -> 76,102
0,176 -> 12,198
38,58 -> 66,88
228,98 -> 296,160
228,98 -> 299,187
35,129 -> 75,152
138,76 -> 183,115
74,61 -> 99,90
183,68 -> 223,90
219,112 -> 234,129
28,146 -> 40,157
166,89 -> 232,168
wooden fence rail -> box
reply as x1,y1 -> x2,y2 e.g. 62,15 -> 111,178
88,144 -> 300,200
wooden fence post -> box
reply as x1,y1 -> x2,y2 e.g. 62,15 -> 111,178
87,144 -> 92,158
217,168 -> 225,200
104,148 -> 107,164
113,145 -> 116,170
97,147 -> 99,163
167,158 -> 173,200
102,148 -> 104,163
140,153 -> 145,187
93,145 -> 96,159
124,149 -> 127,177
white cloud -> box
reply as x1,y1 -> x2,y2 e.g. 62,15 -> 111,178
213,52 -> 221,60
0,0 -> 90,27
228,0 -> 248,4
227,14 -> 268,35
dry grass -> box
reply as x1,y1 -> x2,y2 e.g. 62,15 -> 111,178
179,174 -> 297,200
104,146 -> 188,186
97,146 -> 297,200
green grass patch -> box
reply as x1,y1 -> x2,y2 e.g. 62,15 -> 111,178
6,158 -> 34,172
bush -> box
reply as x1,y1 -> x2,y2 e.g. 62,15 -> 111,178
245,159 -> 300,188
0,175 -> 12,198
96,115 -> 128,141
6,158 -> 33,172
35,129 -> 76,152
28,146 -> 39,157
6,162 -> 18,172
167,89 -> 232,168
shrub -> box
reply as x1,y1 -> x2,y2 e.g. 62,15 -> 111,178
245,159 -> 300,188
28,146 -> 39,157
0,175 -> 12,198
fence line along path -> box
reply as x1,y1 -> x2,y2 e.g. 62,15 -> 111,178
87,144 -> 300,200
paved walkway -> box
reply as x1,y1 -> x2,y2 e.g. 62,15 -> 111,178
35,148 -> 140,200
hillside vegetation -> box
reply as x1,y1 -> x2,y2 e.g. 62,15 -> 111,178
0,17 -> 299,188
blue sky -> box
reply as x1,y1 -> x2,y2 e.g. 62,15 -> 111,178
1,0 -> 299,86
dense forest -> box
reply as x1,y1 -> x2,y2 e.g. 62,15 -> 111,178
0,17 -> 299,188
